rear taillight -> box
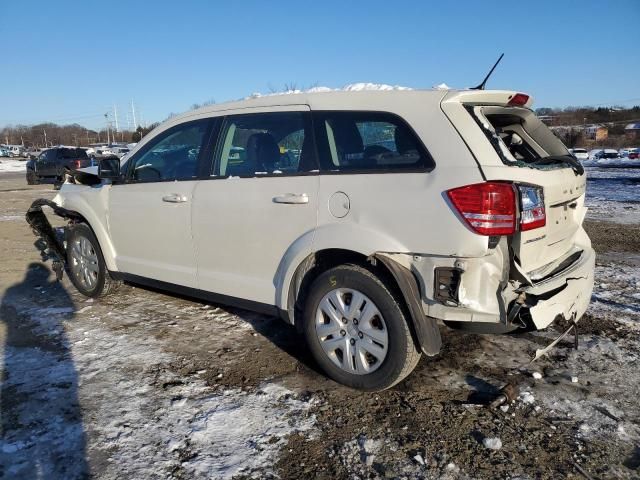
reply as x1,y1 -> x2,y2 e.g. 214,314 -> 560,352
507,93 -> 530,106
74,160 -> 82,168
518,185 -> 546,231
447,182 -> 546,236
447,182 -> 516,235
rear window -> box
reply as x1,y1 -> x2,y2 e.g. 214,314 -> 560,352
315,112 -> 434,172
469,106 -> 573,170
59,148 -> 89,159
573,148 -> 587,153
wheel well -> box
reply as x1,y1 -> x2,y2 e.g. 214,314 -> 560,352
288,248 -> 403,331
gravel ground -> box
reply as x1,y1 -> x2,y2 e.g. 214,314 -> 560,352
0,171 -> 639,479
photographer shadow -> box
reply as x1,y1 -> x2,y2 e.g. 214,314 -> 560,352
0,263 -> 88,479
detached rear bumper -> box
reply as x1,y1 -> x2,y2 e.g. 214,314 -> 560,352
523,246 -> 595,330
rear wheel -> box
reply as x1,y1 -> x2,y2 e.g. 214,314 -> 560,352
66,223 -> 119,297
302,264 -> 420,391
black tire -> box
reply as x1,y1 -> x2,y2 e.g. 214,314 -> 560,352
302,264 -> 421,391
26,169 -> 37,185
66,223 -> 120,297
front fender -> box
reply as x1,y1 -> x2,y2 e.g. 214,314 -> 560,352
54,184 -> 118,271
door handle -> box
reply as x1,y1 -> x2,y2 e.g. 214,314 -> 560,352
273,193 -> 309,204
162,193 -> 188,203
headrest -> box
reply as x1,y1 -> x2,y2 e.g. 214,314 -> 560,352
246,133 -> 280,172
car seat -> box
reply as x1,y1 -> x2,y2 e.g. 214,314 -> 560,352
245,132 -> 280,174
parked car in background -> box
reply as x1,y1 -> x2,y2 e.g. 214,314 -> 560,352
91,147 -> 116,159
627,148 -> 639,160
6,145 -> 24,157
23,148 -> 43,159
28,88 -> 595,391
596,149 -> 620,160
26,147 -> 91,185
0,147 -> 9,157
111,146 -> 130,158
588,149 -> 619,160
618,147 -> 637,157
568,148 -> 589,161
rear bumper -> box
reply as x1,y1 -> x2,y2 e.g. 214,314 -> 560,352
523,246 -> 595,329
383,239 -> 595,334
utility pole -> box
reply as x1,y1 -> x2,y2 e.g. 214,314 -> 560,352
105,113 -> 110,145
113,104 -> 119,133
131,99 -> 137,130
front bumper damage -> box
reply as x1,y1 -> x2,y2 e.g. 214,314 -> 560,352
25,198 -> 80,280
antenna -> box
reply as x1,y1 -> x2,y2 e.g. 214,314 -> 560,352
470,53 -> 504,90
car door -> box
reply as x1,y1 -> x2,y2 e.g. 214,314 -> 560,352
191,108 -> 319,305
108,119 -> 213,288
36,149 -> 55,176
34,152 -> 47,176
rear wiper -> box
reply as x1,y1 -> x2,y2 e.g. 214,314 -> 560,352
529,155 -> 584,176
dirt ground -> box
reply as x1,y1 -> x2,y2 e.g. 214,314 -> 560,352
0,170 -> 639,479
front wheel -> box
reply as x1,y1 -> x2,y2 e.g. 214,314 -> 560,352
66,223 -> 119,297
302,264 -> 421,391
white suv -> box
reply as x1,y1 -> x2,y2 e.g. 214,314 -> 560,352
28,89 -> 595,390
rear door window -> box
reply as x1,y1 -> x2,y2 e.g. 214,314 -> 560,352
314,112 -> 434,172
213,112 -> 316,176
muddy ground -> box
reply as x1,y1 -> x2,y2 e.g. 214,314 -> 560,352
0,171 -> 639,479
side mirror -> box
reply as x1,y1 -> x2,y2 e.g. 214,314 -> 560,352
98,156 -> 121,180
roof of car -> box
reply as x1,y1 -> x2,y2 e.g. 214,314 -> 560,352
188,88 -> 448,115
167,87 -> 525,125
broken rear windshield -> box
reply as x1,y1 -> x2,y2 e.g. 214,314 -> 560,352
467,105 -> 580,173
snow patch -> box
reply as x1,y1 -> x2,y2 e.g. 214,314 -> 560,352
246,82 -> 413,99
0,158 -> 27,173
1,296 -> 316,479
482,437 -> 502,450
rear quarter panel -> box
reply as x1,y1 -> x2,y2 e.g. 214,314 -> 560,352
311,92 -> 489,257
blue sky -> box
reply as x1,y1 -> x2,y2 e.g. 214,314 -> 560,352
1,0 -> 638,131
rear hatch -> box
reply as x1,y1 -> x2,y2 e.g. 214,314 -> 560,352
441,90 -> 588,273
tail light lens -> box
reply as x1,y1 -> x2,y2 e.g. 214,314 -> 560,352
74,160 -> 82,169
447,182 -> 546,235
447,182 -> 516,235
518,185 -> 546,230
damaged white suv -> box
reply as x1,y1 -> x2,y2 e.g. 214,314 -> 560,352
27,89 -> 595,391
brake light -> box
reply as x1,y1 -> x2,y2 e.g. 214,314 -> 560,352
447,182 -> 546,235
508,93 -> 530,106
447,182 -> 516,235
74,160 -> 82,169
518,185 -> 546,230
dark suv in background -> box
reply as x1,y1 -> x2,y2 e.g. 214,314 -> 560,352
26,147 -> 91,185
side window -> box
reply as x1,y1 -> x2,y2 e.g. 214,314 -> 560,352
214,112 -> 315,176
130,121 -> 208,182
316,112 -> 433,172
